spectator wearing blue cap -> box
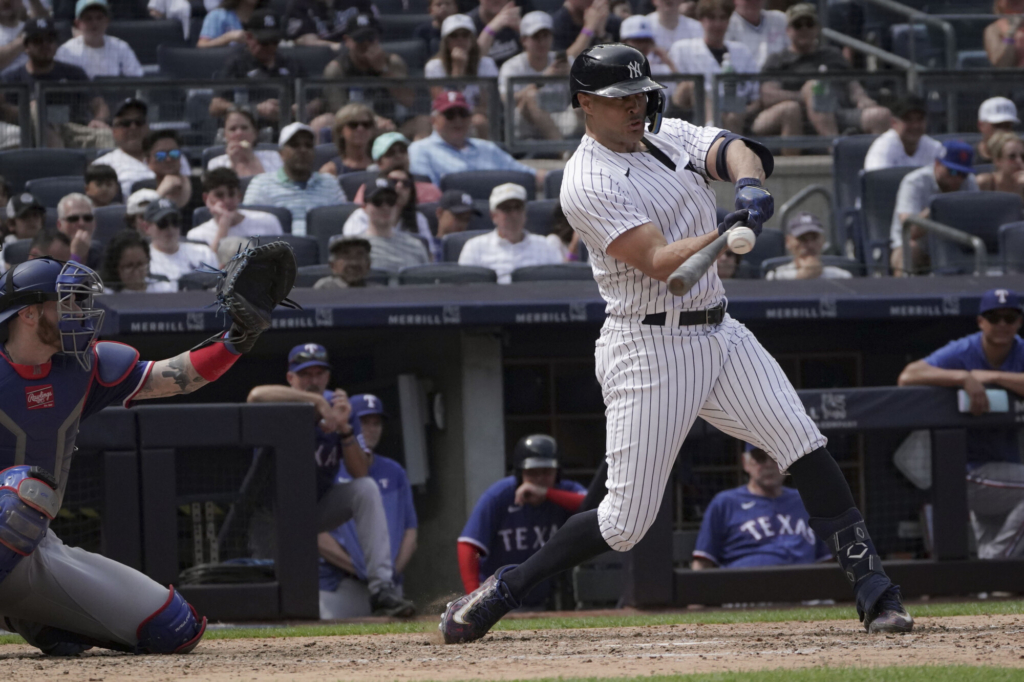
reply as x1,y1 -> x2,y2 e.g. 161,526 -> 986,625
692,442 -> 831,570
889,139 -> 979,276
247,345 -> 416,617
898,289 -> 1024,559
56,0 -> 143,78
319,394 -> 419,619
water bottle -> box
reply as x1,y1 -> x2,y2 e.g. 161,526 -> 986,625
720,52 -> 744,114
811,64 -> 837,114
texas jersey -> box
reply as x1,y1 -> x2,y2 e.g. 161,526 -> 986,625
560,118 -> 724,317
313,389 -> 342,500
459,476 -> 586,605
0,342 -> 151,499
693,486 -> 831,568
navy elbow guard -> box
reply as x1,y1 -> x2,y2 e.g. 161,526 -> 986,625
715,133 -> 775,183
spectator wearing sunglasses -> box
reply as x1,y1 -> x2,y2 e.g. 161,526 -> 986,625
409,91 -> 543,190
56,192 -> 103,270
320,103 -> 377,177
977,131 -> 1024,201
93,99 -> 194,199
140,198 -> 217,289
359,178 -> 429,272
144,129 -> 193,210
889,140 -> 979,276
344,168 -> 431,243
898,289 -> 1024,560
349,133 -> 444,205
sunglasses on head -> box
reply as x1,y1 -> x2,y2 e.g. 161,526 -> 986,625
154,149 -> 181,162
157,216 -> 180,229
792,18 -> 816,29
982,310 -> 1022,325
292,349 -> 328,364
370,195 -> 398,207
64,213 -> 94,223
443,108 -> 471,121
346,120 -> 374,130
114,118 -> 146,129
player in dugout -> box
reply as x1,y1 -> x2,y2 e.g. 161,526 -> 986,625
458,435 -> 586,609
692,443 -> 831,569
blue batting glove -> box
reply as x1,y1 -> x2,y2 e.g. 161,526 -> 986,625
734,178 -> 773,236
717,209 -> 750,236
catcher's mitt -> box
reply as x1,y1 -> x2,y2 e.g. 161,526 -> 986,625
207,240 -> 300,352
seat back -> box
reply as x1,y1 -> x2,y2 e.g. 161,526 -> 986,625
544,168 -> 563,199
265,234 -> 320,267
928,191 -> 1023,274
441,229 -> 489,262
25,176 -> 86,208
306,204 -> 361,263
158,45 -> 234,79
1000,222 -> 1024,274
381,40 -> 428,74
760,255 -> 865,278
201,143 -> 279,169
398,263 -> 497,285
832,134 -> 877,217
279,46 -> 334,76
3,238 -> 31,267
511,262 -> 592,282
314,143 -> 336,172
107,20 -> 186,65
0,150 -> 88,193
94,204 -> 128,246
339,171 -> 378,202
526,199 -> 559,237
440,170 -> 536,201
379,14 -> 431,40
295,263 -> 331,287
736,228 -> 785,278
859,165 -> 916,274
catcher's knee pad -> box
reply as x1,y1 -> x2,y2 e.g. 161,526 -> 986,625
810,507 -> 890,620
0,466 -> 59,584
135,587 -> 206,654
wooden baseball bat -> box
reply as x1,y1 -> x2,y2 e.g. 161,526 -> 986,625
667,230 -> 731,296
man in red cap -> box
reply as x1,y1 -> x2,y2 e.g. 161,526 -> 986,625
409,91 -> 545,191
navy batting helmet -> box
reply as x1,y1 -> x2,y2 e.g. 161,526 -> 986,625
569,43 -> 666,133
513,434 -> 560,471
0,258 -> 105,369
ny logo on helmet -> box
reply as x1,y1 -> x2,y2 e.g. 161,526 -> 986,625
627,61 -> 642,79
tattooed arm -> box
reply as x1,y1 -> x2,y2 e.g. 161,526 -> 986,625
133,352 -> 211,400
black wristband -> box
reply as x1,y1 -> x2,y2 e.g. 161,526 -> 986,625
735,178 -> 762,190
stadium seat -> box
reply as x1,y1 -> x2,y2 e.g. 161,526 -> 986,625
157,45 -> 234,79
442,229 -> 490,262
190,204 -> 293,234
107,20 -> 186,66
178,271 -> 220,291
3,238 -> 31,267
832,134 -> 878,255
296,263 -> 330,287
314,143 -> 336,172
201,144 -> 279,169
470,201 -> 495,231
544,169 -> 563,199
339,171 -> 378,201
734,228 -> 785,278
1000,222 -> 1024,274
928,192 -> 1023,274
0,149 -> 88,193
376,0 -> 428,12
440,170 -> 537,201
525,199 -> 559,237
419,201 -> 440,235
956,50 -> 990,69
306,204 -> 361,263
94,205 -> 128,246
398,263 -> 497,285
382,40 -> 428,74
279,46 -> 334,77
267,235 -> 320,267
510,263 -> 593,282
379,15 -> 431,40
859,166 -> 916,276
25,176 -> 86,208
759,255 -> 865,278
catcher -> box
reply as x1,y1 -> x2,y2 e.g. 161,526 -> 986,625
0,241 -> 296,656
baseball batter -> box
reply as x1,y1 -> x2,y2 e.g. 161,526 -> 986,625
441,44 -> 913,643
0,255 -> 286,655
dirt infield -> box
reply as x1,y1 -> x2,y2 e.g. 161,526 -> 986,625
2,614 -> 1023,681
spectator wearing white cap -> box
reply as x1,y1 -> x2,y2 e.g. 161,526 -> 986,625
458,183 -> 561,283
620,15 -> 674,74
426,14 -> 500,139
56,0 -> 144,78
669,0 -> 757,133
724,0 -> 787,69
976,97 -> 1020,163
469,0 -> 523,67
984,0 -> 1024,68
645,0 -> 701,54
358,178 -> 430,272
125,188 -> 160,232
766,212 -> 851,280
242,122 -> 346,236
498,11 -> 579,142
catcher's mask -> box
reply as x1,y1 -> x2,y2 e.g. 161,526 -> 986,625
0,258 -> 104,370
570,43 -> 667,134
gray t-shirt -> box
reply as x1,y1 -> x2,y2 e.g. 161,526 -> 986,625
890,164 -> 978,247
367,229 -> 430,272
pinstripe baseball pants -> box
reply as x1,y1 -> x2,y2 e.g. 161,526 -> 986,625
595,314 -> 826,551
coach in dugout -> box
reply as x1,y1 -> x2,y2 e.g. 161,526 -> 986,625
898,288 -> 1024,559
692,443 -> 831,569
458,435 -> 586,608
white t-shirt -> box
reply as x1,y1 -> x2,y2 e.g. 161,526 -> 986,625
890,164 -> 979,247
187,208 -> 284,246
458,229 -> 562,284
725,9 -> 789,70
766,262 -> 853,280
0,22 -> 26,72
148,241 -> 218,287
646,11 -> 702,52
342,207 -> 432,243
424,56 -> 499,111
92,148 -> 194,199
207,149 -> 283,176
55,35 -> 144,78
668,39 -> 759,107
148,0 -> 191,38
864,129 -> 943,172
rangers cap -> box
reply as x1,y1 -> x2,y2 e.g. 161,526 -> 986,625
978,289 -> 1022,315
288,343 -> 330,372
350,393 -> 386,419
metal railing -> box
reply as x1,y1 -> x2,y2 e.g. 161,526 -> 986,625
902,215 -> 987,277
862,0 -> 957,69
915,70 -> 1024,135
778,183 -> 836,249
0,84 -> 34,149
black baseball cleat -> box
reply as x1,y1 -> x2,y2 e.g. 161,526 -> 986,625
439,565 -> 521,644
864,586 -> 914,633
371,586 -> 416,618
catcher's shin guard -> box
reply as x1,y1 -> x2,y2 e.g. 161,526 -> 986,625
810,507 -> 891,621
136,587 -> 206,654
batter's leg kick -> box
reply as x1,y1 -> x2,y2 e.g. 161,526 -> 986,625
440,320 -> 912,643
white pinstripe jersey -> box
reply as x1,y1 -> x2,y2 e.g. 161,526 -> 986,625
561,118 -> 724,318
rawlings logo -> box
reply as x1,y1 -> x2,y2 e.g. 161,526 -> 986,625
26,385 -> 54,410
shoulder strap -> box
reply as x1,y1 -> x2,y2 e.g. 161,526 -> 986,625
641,136 -> 676,172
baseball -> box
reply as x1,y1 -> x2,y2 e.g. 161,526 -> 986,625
727,226 -> 756,254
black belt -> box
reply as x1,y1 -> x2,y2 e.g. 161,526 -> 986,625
642,304 -> 725,326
